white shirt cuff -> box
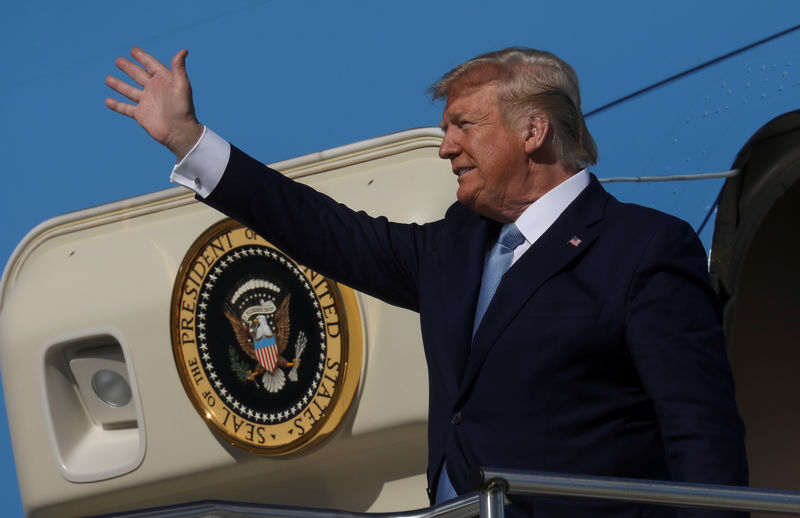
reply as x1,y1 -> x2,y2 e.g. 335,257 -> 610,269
170,126 -> 231,198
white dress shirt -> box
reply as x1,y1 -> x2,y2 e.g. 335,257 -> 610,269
509,168 -> 590,264
170,126 -> 230,198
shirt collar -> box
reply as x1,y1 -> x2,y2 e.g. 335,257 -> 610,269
514,169 -> 590,246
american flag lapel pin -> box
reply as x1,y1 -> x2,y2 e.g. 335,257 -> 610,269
569,235 -> 582,247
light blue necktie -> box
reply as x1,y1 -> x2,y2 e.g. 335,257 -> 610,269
435,463 -> 457,503
472,223 -> 525,337
436,224 -> 524,504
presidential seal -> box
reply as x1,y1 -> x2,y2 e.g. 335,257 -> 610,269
171,219 -> 363,455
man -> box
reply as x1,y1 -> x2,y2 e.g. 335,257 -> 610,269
106,46 -> 748,517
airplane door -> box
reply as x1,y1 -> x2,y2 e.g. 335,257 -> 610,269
711,110 -> 800,506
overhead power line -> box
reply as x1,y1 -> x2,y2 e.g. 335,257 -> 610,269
584,23 -> 800,118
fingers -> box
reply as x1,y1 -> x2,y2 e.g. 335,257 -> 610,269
105,46 -> 202,155
104,97 -> 136,118
171,49 -> 189,74
104,74 -> 138,117
105,74 -> 141,103
115,56 -> 151,87
113,47 -> 170,87
130,46 -> 169,76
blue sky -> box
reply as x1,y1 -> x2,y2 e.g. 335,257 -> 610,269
1,1 -> 798,515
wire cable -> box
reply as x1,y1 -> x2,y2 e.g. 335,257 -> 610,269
584,23 -> 800,118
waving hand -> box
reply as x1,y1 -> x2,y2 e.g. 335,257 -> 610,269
105,47 -> 204,160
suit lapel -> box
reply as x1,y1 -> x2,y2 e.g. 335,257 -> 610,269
439,211 -> 497,401
457,177 -> 609,400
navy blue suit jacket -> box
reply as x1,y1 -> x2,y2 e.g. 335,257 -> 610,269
204,145 -> 748,517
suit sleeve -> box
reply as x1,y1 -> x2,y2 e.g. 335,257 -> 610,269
625,218 -> 748,498
203,144 -> 435,312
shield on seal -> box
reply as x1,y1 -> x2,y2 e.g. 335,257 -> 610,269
254,331 -> 279,373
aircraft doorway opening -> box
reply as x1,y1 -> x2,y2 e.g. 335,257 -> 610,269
711,110 -> 800,508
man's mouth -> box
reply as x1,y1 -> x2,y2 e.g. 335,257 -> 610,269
454,167 -> 475,177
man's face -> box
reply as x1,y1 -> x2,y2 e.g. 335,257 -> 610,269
439,81 -> 530,222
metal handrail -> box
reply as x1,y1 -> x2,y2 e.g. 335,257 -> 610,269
90,493 -> 480,518
473,468 -> 800,517
92,468 -> 800,517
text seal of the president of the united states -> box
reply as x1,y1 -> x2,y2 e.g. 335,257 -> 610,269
171,219 -> 363,455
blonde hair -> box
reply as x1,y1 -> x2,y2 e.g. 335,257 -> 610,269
430,47 -> 598,170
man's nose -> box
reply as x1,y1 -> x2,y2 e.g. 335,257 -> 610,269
439,129 -> 460,160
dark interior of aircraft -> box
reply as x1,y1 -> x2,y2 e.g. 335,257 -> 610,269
712,111 -> 800,506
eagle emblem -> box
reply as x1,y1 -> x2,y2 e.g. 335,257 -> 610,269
224,279 -> 307,393
172,221 -> 363,454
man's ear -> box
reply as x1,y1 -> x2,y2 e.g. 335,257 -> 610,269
523,115 -> 550,155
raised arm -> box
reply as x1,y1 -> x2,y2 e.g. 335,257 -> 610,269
105,47 -> 204,160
